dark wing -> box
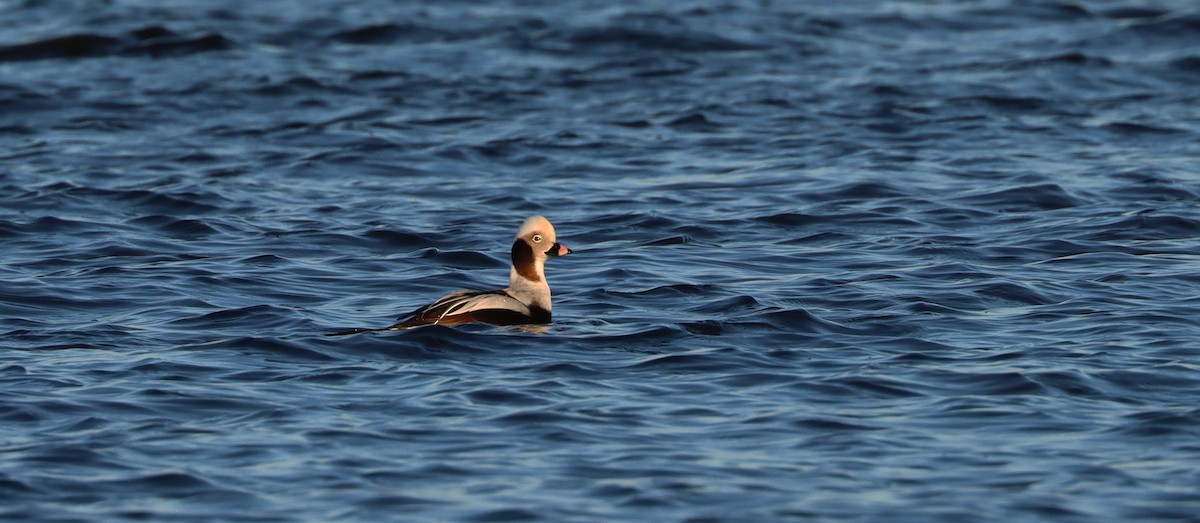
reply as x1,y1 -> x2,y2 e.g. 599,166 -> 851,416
389,290 -> 533,329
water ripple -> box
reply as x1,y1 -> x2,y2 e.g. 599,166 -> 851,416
3,0 -> 1200,521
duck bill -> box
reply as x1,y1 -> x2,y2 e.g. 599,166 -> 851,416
545,242 -> 572,257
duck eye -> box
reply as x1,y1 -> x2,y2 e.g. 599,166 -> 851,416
532,234 -> 543,243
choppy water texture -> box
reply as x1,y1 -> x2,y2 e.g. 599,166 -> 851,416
3,0 -> 1200,521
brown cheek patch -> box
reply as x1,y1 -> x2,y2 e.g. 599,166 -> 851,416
511,240 -> 541,281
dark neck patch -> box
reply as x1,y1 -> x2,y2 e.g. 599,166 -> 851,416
511,240 -> 541,281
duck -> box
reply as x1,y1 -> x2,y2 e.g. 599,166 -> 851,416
385,215 -> 571,330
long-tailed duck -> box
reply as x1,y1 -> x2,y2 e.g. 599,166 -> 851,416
386,215 -> 571,329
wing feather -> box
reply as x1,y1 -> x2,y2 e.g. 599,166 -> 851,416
390,290 -> 532,329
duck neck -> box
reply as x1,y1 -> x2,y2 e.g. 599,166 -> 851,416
508,265 -> 551,312
508,239 -> 552,312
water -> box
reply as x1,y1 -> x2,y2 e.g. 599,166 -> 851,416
3,0 -> 1200,521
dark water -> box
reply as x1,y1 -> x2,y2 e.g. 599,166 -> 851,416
3,0 -> 1200,521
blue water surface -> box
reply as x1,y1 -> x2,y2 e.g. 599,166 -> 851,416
3,1 -> 1200,521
